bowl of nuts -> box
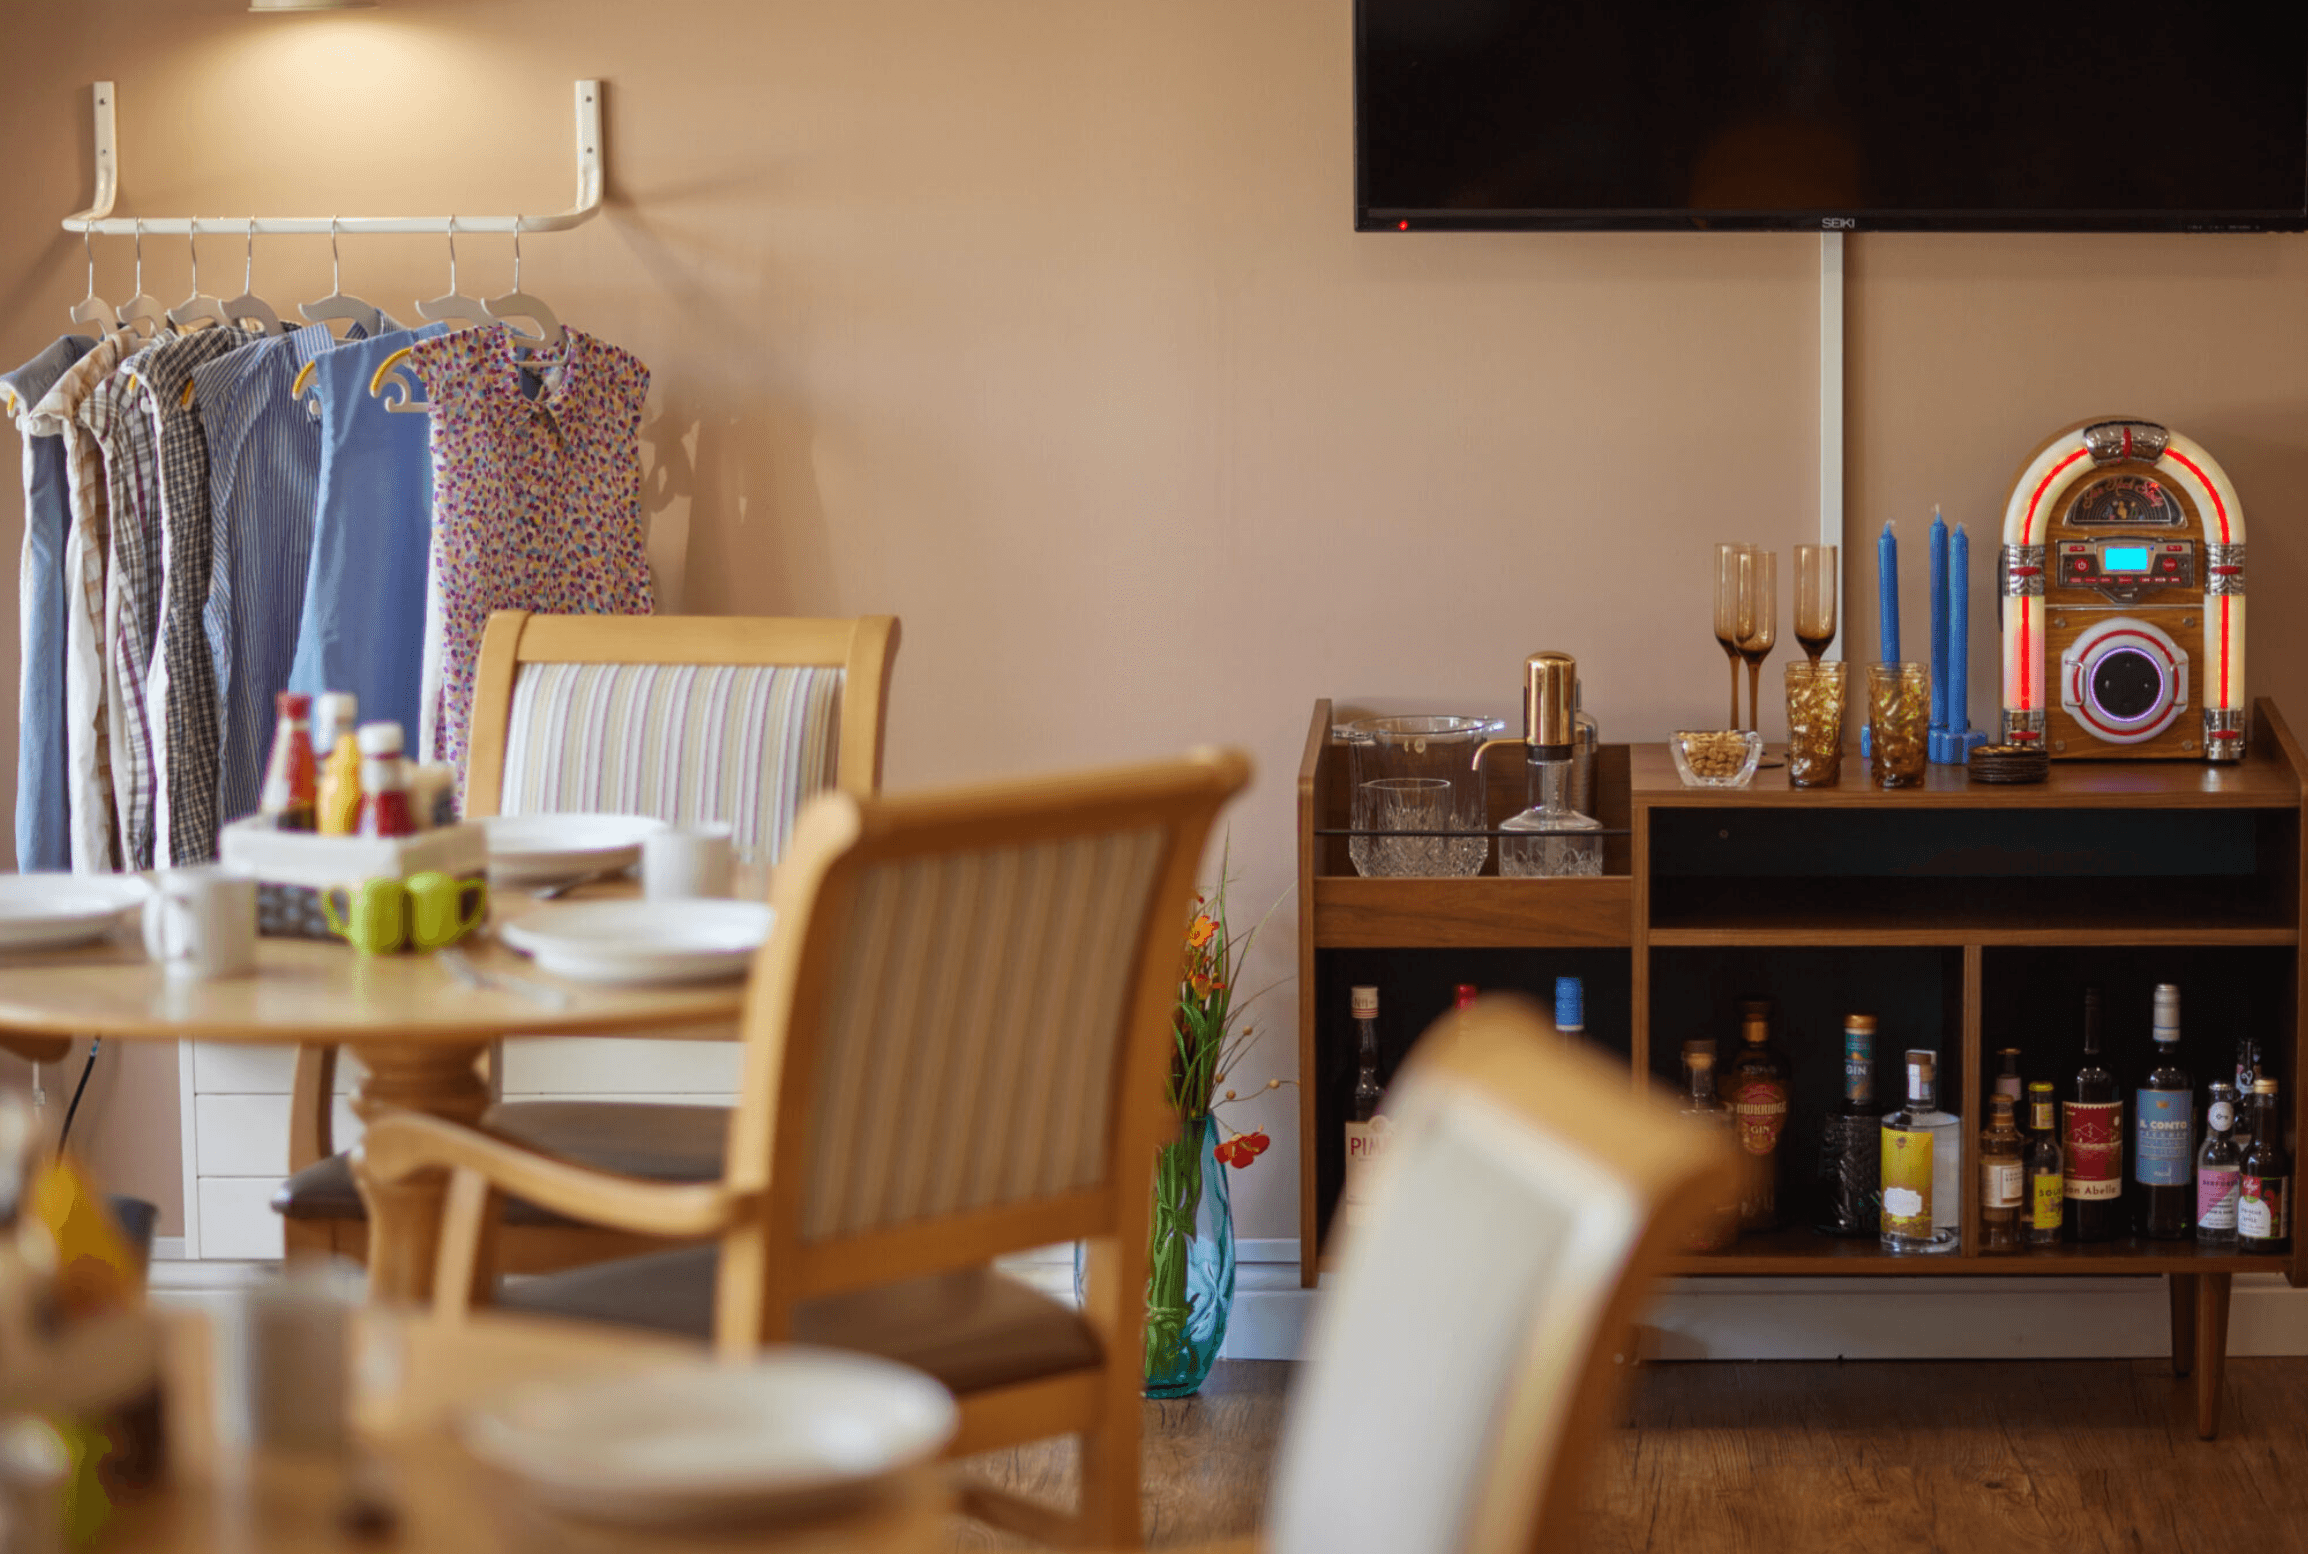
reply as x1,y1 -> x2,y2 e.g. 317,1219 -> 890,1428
1670,730 -> 1764,788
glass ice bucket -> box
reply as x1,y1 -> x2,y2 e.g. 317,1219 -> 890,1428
1338,716 -> 1498,877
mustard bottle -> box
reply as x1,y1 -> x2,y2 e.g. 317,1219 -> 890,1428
314,692 -> 364,835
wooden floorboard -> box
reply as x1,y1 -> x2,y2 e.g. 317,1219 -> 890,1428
951,1357 -> 2308,1551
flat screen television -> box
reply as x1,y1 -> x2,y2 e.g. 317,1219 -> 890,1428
1355,1 -> 2308,232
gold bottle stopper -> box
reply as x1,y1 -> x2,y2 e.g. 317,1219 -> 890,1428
1473,650 -> 1580,767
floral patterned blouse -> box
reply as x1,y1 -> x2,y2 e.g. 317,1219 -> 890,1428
408,325 -> 653,774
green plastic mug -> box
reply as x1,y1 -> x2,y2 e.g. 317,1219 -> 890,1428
321,878 -> 408,955
405,872 -> 488,951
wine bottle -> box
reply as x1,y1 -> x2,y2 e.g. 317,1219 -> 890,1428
2064,987 -> 2122,1243
2136,984 -> 2193,1240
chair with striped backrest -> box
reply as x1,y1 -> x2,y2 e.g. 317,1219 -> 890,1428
273,610 -> 900,1271
355,749 -> 1250,1547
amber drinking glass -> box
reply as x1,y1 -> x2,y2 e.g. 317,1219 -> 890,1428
1713,543 -> 1751,729
1785,660 -> 1846,787
1735,549 -> 1777,734
1795,543 -> 1837,664
1868,663 -> 1930,788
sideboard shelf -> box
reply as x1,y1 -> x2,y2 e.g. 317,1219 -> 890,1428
1297,695 -> 2308,1438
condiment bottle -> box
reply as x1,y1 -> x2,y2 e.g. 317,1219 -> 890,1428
259,692 -> 318,831
314,693 -> 363,836
355,723 -> 417,838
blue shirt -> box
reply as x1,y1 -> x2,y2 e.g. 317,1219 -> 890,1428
287,324 -> 447,744
3,335 -> 94,870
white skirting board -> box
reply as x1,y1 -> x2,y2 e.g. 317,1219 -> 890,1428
1007,1242 -> 2308,1363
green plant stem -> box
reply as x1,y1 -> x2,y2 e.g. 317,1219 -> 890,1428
1143,1120 -> 1206,1379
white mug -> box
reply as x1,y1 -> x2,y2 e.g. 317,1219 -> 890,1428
643,824 -> 735,902
141,867 -> 258,979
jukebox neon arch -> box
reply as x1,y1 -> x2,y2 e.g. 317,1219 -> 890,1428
1997,419 -> 2246,762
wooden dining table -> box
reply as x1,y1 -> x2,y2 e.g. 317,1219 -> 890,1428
0,884 -> 747,1301
106,1307 -> 946,1553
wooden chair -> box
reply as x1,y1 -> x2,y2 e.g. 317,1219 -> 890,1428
274,611 -> 900,1270
355,750 -> 1250,1547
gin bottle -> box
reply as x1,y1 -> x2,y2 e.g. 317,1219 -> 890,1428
2025,1080 -> 2064,1246
2197,1083 -> 2241,1249
2136,984 -> 2194,1240
1882,1049 -> 1960,1255
1813,1014 -> 1881,1238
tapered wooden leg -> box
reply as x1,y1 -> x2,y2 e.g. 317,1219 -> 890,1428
346,1041 -> 491,1304
2195,1271 -> 2233,1440
2168,1273 -> 2197,1377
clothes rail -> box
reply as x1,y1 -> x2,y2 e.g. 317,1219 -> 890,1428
60,80 -> 603,237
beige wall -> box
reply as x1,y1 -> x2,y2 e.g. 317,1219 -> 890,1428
2,2 -> 2304,1243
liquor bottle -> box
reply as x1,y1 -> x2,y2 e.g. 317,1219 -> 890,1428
2232,1037 -> 2265,1150
1553,977 -> 1582,1042
1725,1002 -> 1790,1232
1338,986 -> 1390,1235
2064,987 -> 2122,1243
2197,1082 -> 2241,1250
258,691 -> 319,831
1676,1046 -> 1738,1251
2136,983 -> 2194,1240
2239,1078 -> 2293,1255
1881,1048 -> 1960,1255
1813,1014 -> 1881,1238
1979,1094 -> 2025,1253
354,723 -> 418,838
2025,1080 -> 2064,1247
1992,1047 -> 2024,1114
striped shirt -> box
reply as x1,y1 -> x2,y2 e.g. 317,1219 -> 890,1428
139,326 -> 257,865
23,335 -> 128,873
82,343 -> 168,871
193,327 -> 329,828
1,335 -> 93,872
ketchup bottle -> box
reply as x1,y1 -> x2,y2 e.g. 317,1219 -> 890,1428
356,722 -> 418,838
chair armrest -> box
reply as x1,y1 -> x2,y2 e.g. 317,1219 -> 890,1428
354,1113 -> 748,1239
287,1045 -> 337,1171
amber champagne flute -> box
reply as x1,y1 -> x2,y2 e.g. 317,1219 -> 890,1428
1795,543 -> 1837,664
1714,543 -> 1751,728
1735,549 -> 1777,733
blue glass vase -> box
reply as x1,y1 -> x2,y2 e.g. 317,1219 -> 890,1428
1079,1113 -> 1237,1398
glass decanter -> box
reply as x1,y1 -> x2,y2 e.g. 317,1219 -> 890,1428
1497,753 -> 1602,877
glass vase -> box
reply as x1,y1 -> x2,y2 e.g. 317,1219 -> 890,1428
1079,1113 -> 1237,1398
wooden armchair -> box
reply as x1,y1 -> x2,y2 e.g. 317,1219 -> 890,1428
274,611 -> 899,1270
354,750 -> 1250,1547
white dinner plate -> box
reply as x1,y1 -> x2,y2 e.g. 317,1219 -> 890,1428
460,1347 -> 956,1527
481,813 -> 668,885
499,899 -> 773,985
0,874 -> 150,952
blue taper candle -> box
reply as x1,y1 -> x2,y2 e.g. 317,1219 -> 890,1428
1928,507 -> 1949,732
1877,520 -> 1899,662
1951,522 -> 1971,729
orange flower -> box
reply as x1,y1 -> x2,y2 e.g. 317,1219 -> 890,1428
1215,1129 -> 1272,1169
1187,915 -> 1219,950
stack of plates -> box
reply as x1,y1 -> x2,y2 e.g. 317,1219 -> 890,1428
499,899 -> 772,985
482,814 -> 668,887
1967,744 -> 2051,784
461,1348 -> 956,1527
0,875 -> 149,952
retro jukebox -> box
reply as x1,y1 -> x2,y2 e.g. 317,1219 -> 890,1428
1998,418 -> 2246,762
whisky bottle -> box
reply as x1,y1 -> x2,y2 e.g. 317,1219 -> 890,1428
1882,1048 -> 1960,1255
2136,984 -> 2194,1240
1813,1014 -> 1881,1238
2025,1080 -> 2064,1247
1340,986 -> 1388,1232
2197,1082 -> 2241,1250
1725,1001 -> 1790,1232
1676,1047 -> 1738,1252
2239,1078 -> 2293,1255
2064,987 -> 2122,1243
1979,1094 -> 2024,1254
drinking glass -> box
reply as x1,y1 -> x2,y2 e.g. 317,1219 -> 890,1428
1736,549 -> 1777,733
1868,663 -> 1930,788
1713,543 -> 1751,728
1351,778 -> 1454,877
1785,660 -> 1846,787
1795,543 -> 1837,664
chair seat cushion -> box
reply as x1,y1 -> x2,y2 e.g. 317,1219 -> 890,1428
271,1101 -> 730,1225
498,1247 -> 1104,1396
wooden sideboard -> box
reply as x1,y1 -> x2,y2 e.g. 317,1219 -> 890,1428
1296,697 -> 2307,1437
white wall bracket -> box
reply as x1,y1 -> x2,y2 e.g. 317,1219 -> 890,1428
61,79 -> 604,236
